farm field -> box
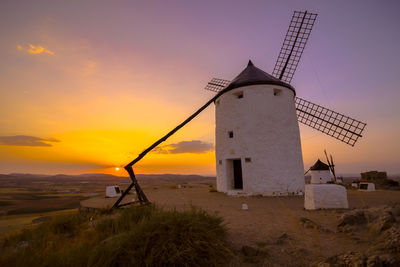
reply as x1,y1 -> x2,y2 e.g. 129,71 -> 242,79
0,173 -> 130,236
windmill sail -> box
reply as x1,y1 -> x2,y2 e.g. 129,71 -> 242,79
272,11 -> 317,83
296,97 -> 366,146
204,78 -> 231,92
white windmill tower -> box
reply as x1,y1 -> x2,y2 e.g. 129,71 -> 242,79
112,11 -> 367,209
214,60 -> 304,195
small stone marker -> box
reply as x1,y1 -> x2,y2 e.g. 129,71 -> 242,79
242,203 -> 248,210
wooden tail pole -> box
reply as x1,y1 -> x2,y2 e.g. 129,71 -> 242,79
112,93 -> 221,209
330,154 -> 337,182
324,149 -> 337,182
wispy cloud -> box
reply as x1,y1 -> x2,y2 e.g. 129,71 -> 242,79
0,135 -> 60,147
17,44 -> 55,55
153,140 -> 214,154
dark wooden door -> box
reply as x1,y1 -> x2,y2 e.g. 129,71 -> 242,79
233,159 -> 243,189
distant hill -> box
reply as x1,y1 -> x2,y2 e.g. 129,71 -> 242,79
0,173 -> 215,182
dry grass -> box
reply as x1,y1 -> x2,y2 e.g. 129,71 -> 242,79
0,205 -> 233,267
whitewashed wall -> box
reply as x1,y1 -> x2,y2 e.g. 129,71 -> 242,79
310,170 -> 332,184
215,84 -> 304,196
304,184 -> 348,209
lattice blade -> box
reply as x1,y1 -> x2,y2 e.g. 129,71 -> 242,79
204,78 -> 231,92
295,97 -> 366,146
272,11 -> 318,83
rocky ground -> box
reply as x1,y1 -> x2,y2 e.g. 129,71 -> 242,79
142,183 -> 400,266
314,204 -> 400,266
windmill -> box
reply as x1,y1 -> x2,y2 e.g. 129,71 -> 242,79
112,10 -> 367,208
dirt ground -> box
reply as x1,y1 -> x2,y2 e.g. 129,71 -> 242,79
141,181 -> 400,265
2,174 -> 399,265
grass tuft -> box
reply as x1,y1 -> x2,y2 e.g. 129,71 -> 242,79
1,205 -> 232,267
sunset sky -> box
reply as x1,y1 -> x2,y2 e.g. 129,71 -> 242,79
0,0 -> 399,176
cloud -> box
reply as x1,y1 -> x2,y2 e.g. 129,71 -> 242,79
17,44 -> 55,55
153,140 -> 214,154
0,135 -> 60,147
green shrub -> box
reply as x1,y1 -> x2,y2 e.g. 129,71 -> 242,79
88,207 -> 232,267
94,204 -> 155,237
1,205 -> 232,267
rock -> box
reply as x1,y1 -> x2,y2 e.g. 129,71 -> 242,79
367,255 -> 382,267
379,254 -> 399,266
315,252 -> 368,266
366,254 -> 400,267
337,210 -> 367,230
374,225 -> 400,253
241,203 -> 248,210
299,217 -> 321,229
274,233 -> 289,245
241,245 -> 258,257
240,245 -> 269,263
16,241 -> 29,248
370,211 -> 396,234
391,204 -> 400,217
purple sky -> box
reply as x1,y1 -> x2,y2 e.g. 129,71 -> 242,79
0,0 -> 399,175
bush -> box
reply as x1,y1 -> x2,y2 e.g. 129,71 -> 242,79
89,207 -> 232,267
94,204 -> 155,237
1,205 -> 232,267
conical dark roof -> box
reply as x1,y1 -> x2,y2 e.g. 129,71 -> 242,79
310,159 -> 330,171
218,60 -> 295,96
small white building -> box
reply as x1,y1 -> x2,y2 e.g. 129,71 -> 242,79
215,61 -> 304,196
309,159 -> 332,184
359,182 -> 375,191
106,186 -> 122,198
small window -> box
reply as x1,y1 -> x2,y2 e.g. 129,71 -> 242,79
233,91 -> 243,99
228,131 -> 234,138
273,88 -> 282,96
245,158 -> 251,163
218,160 -> 222,165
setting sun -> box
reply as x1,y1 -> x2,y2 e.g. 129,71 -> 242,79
115,167 -> 120,171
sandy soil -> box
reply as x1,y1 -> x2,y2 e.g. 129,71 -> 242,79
140,181 -> 400,265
